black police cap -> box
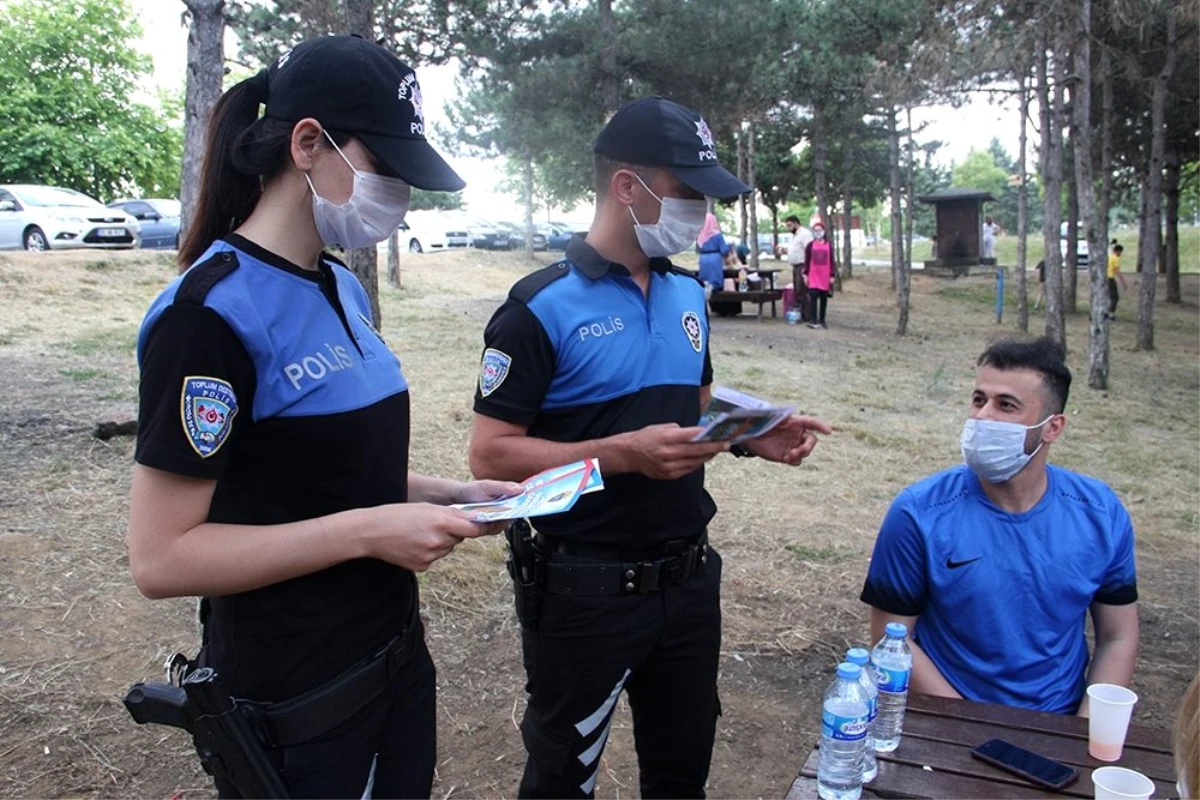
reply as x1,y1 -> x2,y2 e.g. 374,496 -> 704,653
262,35 -> 464,192
593,97 -> 750,200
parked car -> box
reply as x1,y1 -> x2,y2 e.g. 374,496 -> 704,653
498,221 -> 547,251
541,223 -> 574,251
108,198 -> 181,249
0,184 -> 138,251
462,217 -> 512,250
757,231 -> 790,255
395,211 -> 470,253
1059,221 -> 1089,268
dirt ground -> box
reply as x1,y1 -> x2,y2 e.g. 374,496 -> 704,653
0,247 -> 1196,799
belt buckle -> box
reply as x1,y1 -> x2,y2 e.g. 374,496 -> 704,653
636,561 -> 661,593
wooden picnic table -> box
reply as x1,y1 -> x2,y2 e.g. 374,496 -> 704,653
786,693 -> 1177,799
711,267 -> 783,320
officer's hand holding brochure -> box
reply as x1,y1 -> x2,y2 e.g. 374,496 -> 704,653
451,458 -> 604,522
692,386 -> 795,444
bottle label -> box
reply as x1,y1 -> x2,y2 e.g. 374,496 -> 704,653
822,710 -> 869,741
874,665 -> 910,694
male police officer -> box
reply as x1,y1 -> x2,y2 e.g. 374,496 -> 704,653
470,97 -> 832,799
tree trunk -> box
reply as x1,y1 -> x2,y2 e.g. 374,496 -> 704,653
736,130 -> 748,245
889,109 -> 909,335
180,0 -> 225,252
840,162 -> 852,287
1136,10 -> 1178,350
812,104 -> 830,234
598,0 -> 619,114
386,229 -> 400,287
1100,45 -> 1114,246
905,106 -> 915,290
1039,25 -> 1066,351
1073,0 -> 1109,389
1065,136 -> 1079,313
1136,173 -> 1148,274
1017,69 -> 1030,332
522,156 -> 535,258
747,121 -> 759,272
344,0 -> 381,325
771,206 -> 780,259
1164,145 -> 1181,303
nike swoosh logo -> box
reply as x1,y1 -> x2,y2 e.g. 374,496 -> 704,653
946,556 -> 983,569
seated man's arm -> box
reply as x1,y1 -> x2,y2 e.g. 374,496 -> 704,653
861,488 -> 962,700
1077,499 -> 1141,717
869,608 -> 962,699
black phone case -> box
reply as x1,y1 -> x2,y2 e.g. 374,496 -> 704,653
970,739 -> 1080,790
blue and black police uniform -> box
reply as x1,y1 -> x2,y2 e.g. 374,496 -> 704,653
136,234 -> 435,798
474,235 -> 724,798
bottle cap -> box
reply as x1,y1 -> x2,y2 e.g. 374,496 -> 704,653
886,622 -> 908,638
837,662 -> 862,680
846,647 -> 870,665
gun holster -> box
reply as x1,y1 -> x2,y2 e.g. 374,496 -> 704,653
124,664 -> 289,798
505,519 -> 542,629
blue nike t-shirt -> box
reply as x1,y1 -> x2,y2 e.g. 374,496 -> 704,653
861,464 -> 1138,714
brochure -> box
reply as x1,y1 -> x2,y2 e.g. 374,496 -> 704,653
693,386 -> 794,444
451,458 -> 604,522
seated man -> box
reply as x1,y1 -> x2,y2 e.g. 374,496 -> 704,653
861,338 -> 1139,716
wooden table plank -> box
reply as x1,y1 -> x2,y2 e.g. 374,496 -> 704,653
907,694 -> 1173,754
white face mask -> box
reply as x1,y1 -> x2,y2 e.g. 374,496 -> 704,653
960,415 -> 1055,483
628,173 -> 707,257
306,132 -> 412,249
814,228 -> 826,240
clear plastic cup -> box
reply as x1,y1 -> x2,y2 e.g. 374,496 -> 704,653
1086,684 -> 1139,762
1091,766 -> 1155,799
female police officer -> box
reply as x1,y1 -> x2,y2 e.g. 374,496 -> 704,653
127,35 -> 514,798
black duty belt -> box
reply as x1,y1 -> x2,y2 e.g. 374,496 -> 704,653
534,532 -> 709,596
234,604 -> 421,748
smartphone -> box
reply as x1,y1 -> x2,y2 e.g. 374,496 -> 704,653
970,738 -> 1080,790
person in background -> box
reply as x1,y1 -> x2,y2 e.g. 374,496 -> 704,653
1107,243 -> 1128,320
861,338 -> 1139,717
780,214 -> 812,321
981,216 -> 998,260
803,221 -> 836,329
1175,673 -> 1199,799
696,211 -> 729,293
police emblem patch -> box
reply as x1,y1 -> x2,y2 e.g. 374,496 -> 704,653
695,118 -> 715,150
681,311 -> 704,353
180,376 -> 238,459
479,348 -> 512,398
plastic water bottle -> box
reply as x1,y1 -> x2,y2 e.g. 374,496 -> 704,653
817,662 -> 871,800
845,648 -> 878,782
871,622 -> 913,752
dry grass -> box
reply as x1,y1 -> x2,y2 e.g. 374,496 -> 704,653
0,246 -> 1196,798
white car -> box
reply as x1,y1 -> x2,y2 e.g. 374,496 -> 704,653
396,211 -> 471,253
1059,221 -> 1089,268
0,184 -> 139,251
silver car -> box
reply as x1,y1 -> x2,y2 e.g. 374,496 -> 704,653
0,184 -> 139,251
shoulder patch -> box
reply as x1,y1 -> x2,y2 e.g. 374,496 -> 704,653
509,261 -> 571,304
180,376 -> 239,458
681,311 -> 704,353
175,250 -> 240,306
479,348 -> 512,397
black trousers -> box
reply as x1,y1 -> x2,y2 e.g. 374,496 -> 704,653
1108,277 -> 1119,313
809,289 -> 830,324
517,546 -> 723,799
215,628 -> 437,799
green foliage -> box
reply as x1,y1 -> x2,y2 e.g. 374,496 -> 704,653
410,189 -> 464,211
952,148 -> 1009,199
0,0 -> 183,201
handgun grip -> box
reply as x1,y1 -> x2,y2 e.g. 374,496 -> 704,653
124,682 -> 191,730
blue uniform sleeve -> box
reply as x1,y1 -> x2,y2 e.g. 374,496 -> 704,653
473,299 -> 556,427
718,234 -> 729,257
860,489 -> 929,617
1095,501 -> 1138,605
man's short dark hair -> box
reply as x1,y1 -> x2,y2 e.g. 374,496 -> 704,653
1113,244 -> 1124,254
785,215 -> 801,225
595,154 -> 649,200
978,337 -> 1072,414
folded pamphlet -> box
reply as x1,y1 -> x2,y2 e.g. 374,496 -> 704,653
451,458 -> 604,522
692,386 -> 794,444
